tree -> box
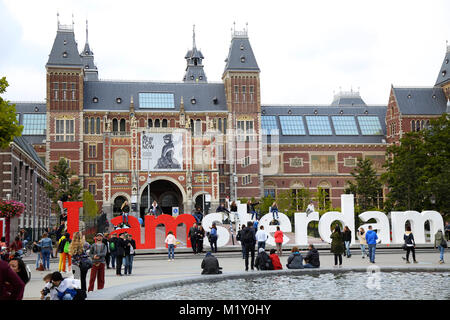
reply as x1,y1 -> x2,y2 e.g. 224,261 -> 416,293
382,114 -> 450,220
382,132 -> 427,211
345,158 -> 383,212
82,191 -> 98,219
0,77 -> 23,149
44,158 -> 82,217
420,114 -> 450,218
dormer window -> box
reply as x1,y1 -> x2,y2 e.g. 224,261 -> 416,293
240,56 -> 246,63
240,43 -> 244,50
190,75 -> 194,80
63,40 -> 67,45
62,51 -> 68,58
191,97 -> 196,104
442,70 -> 447,77
116,97 -> 122,104
93,97 -> 99,103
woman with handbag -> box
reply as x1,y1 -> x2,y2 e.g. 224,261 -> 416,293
69,232 -> 90,292
434,229 -> 447,264
403,226 -> 418,264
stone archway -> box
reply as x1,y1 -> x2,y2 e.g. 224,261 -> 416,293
139,177 -> 186,217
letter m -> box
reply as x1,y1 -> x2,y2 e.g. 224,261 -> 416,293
145,214 -> 197,248
391,210 -> 444,244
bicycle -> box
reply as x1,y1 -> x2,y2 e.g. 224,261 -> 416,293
23,241 -> 33,257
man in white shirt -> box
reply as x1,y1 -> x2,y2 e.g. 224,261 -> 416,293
255,225 -> 269,251
306,201 -> 315,216
48,271 -> 81,300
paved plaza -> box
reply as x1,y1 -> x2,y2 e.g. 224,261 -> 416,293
21,245 -> 448,300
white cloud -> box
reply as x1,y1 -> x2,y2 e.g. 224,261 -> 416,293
2,0 -> 449,104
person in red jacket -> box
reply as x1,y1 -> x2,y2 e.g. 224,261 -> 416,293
274,226 -> 284,256
269,249 -> 282,270
0,259 -> 25,300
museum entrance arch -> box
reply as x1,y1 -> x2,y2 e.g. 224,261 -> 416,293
113,195 -> 128,217
140,179 -> 184,218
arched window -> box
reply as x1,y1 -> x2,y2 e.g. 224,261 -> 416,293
148,119 -> 153,128
218,118 -> 222,132
223,118 -> 227,134
411,120 -> 415,132
112,119 -> 118,132
420,120 -> 425,131
90,118 -> 95,134
195,119 -> 202,136
190,119 -> 194,135
162,119 -> 168,127
120,119 -> 126,132
416,120 -> 420,132
84,118 -> 89,134
96,117 -> 100,134
155,119 -> 160,127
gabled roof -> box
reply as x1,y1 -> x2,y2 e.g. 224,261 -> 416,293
12,135 -> 46,169
83,80 -> 227,112
46,27 -> 83,68
435,47 -> 450,86
224,31 -> 260,74
392,87 -> 447,115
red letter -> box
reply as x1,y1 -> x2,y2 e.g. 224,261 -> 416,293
64,202 -> 83,239
145,214 -> 196,249
109,216 -> 143,248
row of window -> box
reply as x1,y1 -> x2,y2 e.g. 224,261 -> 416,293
262,115 -> 383,136
411,119 -> 430,132
52,82 -> 77,101
234,85 -> 255,103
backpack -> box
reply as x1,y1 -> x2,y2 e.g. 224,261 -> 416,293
236,231 -> 241,241
242,228 -> 254,245
265,257 -> 274,270
32,244 -> 40,253
109,241 -> 115,251
63,241 -> 71,254
57,238 -> 66,253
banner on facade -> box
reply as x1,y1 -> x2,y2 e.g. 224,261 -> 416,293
141,132 -> 183,171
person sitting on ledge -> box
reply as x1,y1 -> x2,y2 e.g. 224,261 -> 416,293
255,248 -> 273,270
303,244 -> 320,268
201,252 -> 222,274
286,246 -> 304,269
269,249 -> 282,270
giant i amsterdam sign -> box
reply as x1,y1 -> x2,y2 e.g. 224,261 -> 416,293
64,194 -> 444,248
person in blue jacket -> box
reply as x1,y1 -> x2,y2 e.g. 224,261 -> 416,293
365,225 -> 378,263
209,223 -> 218,253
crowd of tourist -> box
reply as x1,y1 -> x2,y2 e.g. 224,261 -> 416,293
0,201 -> 448,300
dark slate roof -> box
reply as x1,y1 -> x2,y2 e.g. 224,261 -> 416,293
331,94 -> 367,106
261,104 -> 387,144
224,33 -> 260,73
392,87 -> 447,115
83,80 -> 227,112
46,28 -> 83,68
435,49 -> 450,86
13,135 -> 46,169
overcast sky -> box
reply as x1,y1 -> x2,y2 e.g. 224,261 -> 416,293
1,0 -> 449,105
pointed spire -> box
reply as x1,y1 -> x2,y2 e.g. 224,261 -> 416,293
192,24 -> 196,49
86,19 -> 89,45
57,12 -> 60,29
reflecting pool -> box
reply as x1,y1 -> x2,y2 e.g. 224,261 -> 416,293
128,272 -> 449,300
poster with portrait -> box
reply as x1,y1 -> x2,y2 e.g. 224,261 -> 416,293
141,132 -> 183,171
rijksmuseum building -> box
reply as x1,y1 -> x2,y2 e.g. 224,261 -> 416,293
11,20 -> 450,222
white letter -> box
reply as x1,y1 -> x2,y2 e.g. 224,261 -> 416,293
358,211 -> 390,244
391,210 -> 444,244
260,212 -> 291,246
202,212 -> 230,247
318,194 -> 355,244
294,211 -> 319,246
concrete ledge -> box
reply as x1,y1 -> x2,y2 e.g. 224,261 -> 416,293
86,265 -> 450,300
